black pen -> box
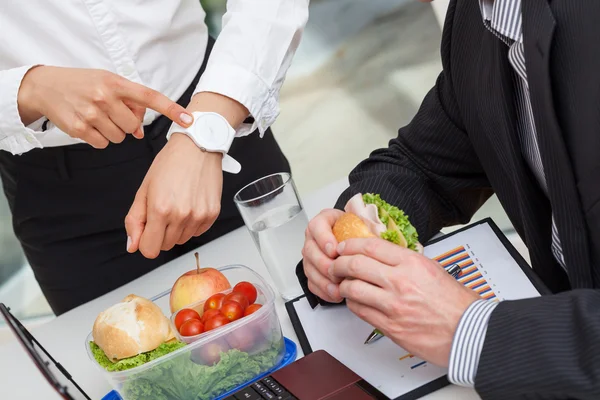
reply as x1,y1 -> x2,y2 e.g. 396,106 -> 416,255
364,263 -> 463,344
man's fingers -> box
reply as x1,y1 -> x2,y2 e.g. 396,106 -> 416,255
346,299 -> 389,333
338,237 -> 413,266
304,262 -> 343,303
118,79 -> 193,127
303,239 -> 342,284
308,209 -> 345,258
331,254 -> 390,288
339,278 -> 391,313
124,189 -> 148,253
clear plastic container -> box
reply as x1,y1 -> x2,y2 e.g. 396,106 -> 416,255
85,264 -> 285,400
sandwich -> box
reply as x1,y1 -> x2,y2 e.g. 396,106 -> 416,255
89,294 -> 185,372
333,193 -> 423,253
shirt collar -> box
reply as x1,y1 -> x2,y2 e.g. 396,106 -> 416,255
479,0 -> 523,43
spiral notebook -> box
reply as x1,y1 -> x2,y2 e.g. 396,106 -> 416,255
286,218 -> 550,400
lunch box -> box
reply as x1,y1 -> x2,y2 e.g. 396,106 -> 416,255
85,264 -> 287,400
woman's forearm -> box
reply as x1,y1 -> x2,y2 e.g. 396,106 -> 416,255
187,91 -> 249,129
17,66 -> 44,126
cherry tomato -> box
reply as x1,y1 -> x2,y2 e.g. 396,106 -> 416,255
179,319 -> 204,336
221,300 -> 244,322
223,292 -> 249,311
233,281 -> 258,304
203,293 -> 226,312
244,303 -> 262,317
174,308 -> 201,331
204,314 -> 230,332
201,308 -> 222,324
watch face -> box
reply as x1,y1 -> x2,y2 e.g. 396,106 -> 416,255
196,115 -> 231,148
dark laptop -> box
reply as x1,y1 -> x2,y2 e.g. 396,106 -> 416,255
1,302 -> 387,400
225,349 -> 387,400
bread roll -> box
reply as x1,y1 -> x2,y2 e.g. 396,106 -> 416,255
333,213 -> 376,242
333,212 -> 424,254
93,294 -> 175,361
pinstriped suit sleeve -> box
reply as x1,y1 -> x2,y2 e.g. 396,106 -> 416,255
334,46 -> 493,242
448,299 -> 499,387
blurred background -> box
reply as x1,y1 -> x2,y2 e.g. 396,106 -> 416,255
0,0 -> 522,344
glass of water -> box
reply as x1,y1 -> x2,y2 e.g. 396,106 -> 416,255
234,172 -> 307,301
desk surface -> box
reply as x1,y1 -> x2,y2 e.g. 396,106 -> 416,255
0,177 -> 480,400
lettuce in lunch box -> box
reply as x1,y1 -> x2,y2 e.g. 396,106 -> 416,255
120,338 -> 283,400
90,341 -> 186,372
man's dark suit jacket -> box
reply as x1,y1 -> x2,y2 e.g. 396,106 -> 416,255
296,1 -> 600,399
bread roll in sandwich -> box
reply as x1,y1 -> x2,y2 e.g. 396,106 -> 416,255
333,193 -> 423,253
92,294 -> 175,361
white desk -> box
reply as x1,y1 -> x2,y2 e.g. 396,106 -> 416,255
0,177 -> 480,400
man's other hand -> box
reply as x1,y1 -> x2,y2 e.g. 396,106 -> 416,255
302,209 -> 346,303
331,237 -> 480,367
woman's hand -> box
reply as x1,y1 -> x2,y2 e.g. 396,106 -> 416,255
17,66 -> 192,148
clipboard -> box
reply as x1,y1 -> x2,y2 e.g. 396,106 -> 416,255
286,218 -> 550,400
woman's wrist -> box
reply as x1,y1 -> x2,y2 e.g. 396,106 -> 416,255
17,65 -> 45,126
187,91 -> 249,129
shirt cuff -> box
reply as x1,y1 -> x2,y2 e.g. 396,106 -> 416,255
0,65 -> 44,154
192,62 -> 278,138
448,299 -> 499,387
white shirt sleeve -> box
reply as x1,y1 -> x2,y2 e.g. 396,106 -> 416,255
0,65 -> 50,154
448,299 -> 499,387
193,0 -> 309,137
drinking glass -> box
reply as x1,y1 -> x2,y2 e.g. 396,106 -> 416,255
234,173 -> 307,301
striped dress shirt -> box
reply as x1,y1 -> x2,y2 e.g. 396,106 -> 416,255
448,0 -> 566,387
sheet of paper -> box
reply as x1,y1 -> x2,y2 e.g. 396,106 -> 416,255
293,222 -> 540,399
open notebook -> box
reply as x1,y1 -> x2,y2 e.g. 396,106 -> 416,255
286,218 -> 550,400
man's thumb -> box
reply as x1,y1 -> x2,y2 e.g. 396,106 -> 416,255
125,190 -> 148,253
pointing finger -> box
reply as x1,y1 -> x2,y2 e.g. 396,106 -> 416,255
118,79 -> 193,128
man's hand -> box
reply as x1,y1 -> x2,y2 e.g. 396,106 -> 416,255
330,237 -> 480,367
124,134 -> 223,258
18,66 -> 193,148
301,209 -> 346,303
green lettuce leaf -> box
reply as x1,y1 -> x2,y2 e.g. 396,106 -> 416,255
362,193 -> 419,251
118,338 -> 283,400
90,341 -> 186,372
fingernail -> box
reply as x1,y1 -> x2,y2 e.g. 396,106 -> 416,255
139,125 -> 144,136
327,283 -> 337,298
337,241 -> 346,253
325,243 -> 334,256
180,113 -> 193,125
327,261 -> 334,278
126,236 -> 132,252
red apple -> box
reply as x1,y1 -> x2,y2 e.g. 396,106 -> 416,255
169,252 -> 231,313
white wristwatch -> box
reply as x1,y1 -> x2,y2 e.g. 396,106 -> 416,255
166,111 -> 241,174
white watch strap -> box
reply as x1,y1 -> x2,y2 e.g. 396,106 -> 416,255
222,153 -> 241,174
166,114 -> 240,174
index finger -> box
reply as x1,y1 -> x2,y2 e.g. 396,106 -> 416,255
118,79 -> 193,127
338,237 -> 415,266
308,209 -> 345,258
